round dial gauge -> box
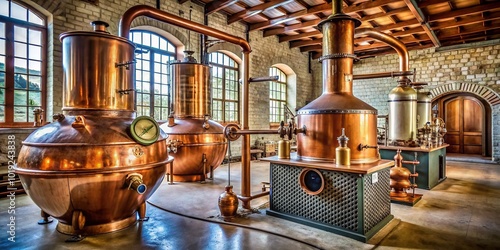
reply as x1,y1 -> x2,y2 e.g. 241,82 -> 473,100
130,116 -> 160,146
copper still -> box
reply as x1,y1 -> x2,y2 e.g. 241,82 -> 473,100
14,21 -> 171,235
390,149 -> 419,197
296,3 -> 379,164
160,51 -> 227,182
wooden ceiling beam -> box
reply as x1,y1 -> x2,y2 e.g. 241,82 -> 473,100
290,38 -> 322,48
355,26 -> 425,43
355,43 -> 435,59
300,45 -> 322,52
431,11 -> 500,30
428,2 -> 500,22
263,19 -> 321,37
354,35 -> 430,50
437,21 -> 500,38
403,0 -> 441,47
205,0 -> 239,15
279,30 -> 322,42
269,5 -> 409,35
280,18 -> 422,45
250,0 -> 396,31
417,0 -> 451,9
440,32 -> 500,46
227,0 -> 296,24
360,7 -> 408,22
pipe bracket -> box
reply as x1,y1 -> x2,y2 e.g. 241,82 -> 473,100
318,53 -> 357,62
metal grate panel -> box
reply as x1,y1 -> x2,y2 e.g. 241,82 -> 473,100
270,163 -> 359,232
363,169 -> 391,233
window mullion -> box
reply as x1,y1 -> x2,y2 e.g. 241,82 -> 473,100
221,68 -> 226,122
4,22 -> 14,124
149,51 -> 154,117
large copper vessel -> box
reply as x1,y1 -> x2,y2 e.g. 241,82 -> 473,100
14,21 -> 171,235
296,7 -> 378,164
160,52 -> 227,182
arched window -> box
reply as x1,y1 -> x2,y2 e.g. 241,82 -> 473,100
269,67 -> 287,123
208,52 -> 239,123
130,30 -> 176,121
0,0 -> 46,127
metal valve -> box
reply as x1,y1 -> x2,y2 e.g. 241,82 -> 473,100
167,139 -> 182,153
202,114 -> 210,130
125,173 -> 147,195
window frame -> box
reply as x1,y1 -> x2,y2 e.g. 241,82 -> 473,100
0,0 -> 47,128
130,29 -> 176,121
208,51 -> 240,124
269,66 -> 287,127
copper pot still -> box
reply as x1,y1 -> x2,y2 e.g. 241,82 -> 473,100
390,150 -> 412,197
160,51 -> 227,182
296,5 -> 378,164
14,21 -> 171,236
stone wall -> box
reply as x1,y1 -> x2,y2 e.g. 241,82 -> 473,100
0,0 -> 312,160
311,40 -> 500,162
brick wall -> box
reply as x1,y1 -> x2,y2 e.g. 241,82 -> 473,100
311,40 -> 500,162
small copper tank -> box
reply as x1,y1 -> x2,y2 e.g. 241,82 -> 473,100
160,51 -> 227,182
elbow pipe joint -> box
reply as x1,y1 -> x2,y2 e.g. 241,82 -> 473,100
355,28 -> 409,81
126,173 -> 147,195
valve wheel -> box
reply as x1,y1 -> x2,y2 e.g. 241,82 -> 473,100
223,124 -> 241,141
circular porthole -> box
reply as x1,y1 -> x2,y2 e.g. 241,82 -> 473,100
299,168 -> 325,195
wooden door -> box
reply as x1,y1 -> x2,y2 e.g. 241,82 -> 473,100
444,96 -> 484,154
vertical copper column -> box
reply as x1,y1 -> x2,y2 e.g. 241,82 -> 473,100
320,17 -> 357,94
240,52 -> 251,209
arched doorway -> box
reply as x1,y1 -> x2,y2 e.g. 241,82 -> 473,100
433,93 -> 491,156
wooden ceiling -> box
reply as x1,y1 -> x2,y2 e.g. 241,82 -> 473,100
185,0 -> 500,59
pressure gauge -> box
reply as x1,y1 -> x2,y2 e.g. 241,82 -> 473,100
129,116 -> 160,146
299,168 -> 325,195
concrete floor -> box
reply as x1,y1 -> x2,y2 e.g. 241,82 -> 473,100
1,159 -> 499,250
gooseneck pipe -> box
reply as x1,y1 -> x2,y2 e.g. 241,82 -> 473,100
119,5 -> 251,53
354,28 -> 409,82
118,5 -> 254,209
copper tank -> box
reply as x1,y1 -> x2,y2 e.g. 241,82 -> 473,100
14,21 -> 171,235
160,51 -> 227,182
296,3 -> 378,164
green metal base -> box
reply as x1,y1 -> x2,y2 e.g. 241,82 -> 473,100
380,147 -> 447,190
266,210 -> 394,242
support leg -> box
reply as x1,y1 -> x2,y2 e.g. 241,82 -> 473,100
37,210 -> 53,225
138,202 -> 149,221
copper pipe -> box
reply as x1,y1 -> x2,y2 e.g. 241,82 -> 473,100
241,52 -> 251,209
353,71 -> 414,80
402,160 -> 420,165
332,0 -> 342,15
119,5 -> 254,208
249,76 -> 279,82
354,28 -> 409,81
232,130 -> 278,135
237,191 -> 270,203
119,5 -> 251,53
